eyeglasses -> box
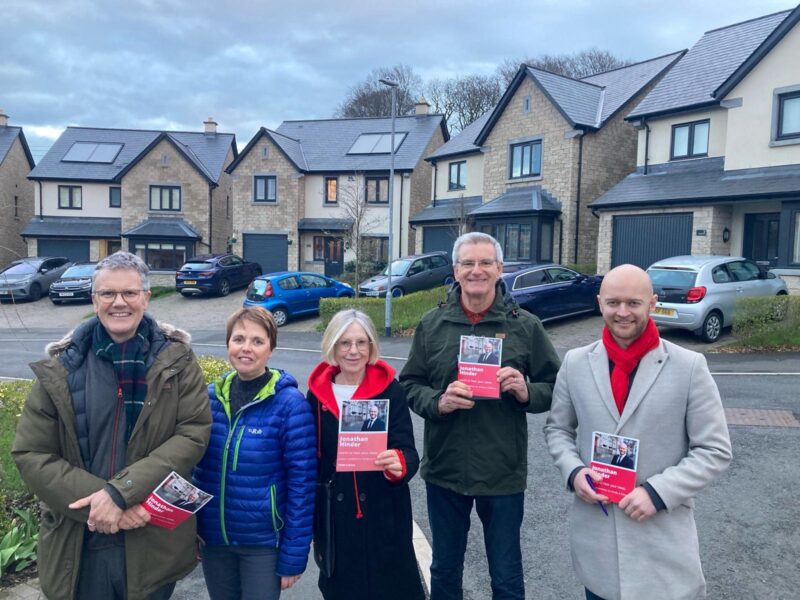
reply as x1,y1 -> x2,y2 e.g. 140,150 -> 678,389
337,339 -> 371,352
456,259 -> 497,270
93,289 -> 145,303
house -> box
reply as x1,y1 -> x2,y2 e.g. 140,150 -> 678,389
0,110 -> 35,267
226,101 -> 447,276
412,52 -> 685,268
591,6 -> 800,292
25,118 -> 236,281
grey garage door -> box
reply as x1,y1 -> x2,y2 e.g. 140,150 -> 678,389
37,239 -> 90,263
611,213 -> 692,269
243,233 -> 288,275
423,226 -> 458,254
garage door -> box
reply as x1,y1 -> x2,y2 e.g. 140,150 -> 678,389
37,239 -> 90,263
243,233 -> 288,274
423,226 -> 458,254
611,213 -> 692,269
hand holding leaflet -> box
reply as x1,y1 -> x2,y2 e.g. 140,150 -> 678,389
585,474 -> 609,516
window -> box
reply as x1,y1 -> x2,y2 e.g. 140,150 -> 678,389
726,260 -> 760,282
366,177 -> 389,203
109,187 -> 121,208
226,195 -> 230,218
149,186 -> 181,211
791,211 -> 800,264
277,276 -> 300,290
711,265 -> 732,284
313,236 -> 325,261
671,120 -> 709,159
347,133 -> 407,154
254,176 -> 277,203
448,161 -> 466,190
58,185 -> 82,209
509,140 -> 542,179
62,142 -> 123,163
362,237 -> 389,262
522,96 -> 531,114
324,177 -> 338,204
134,241 -> 189,270
13,195 -> 18,218
477,222 -> 532,261
547,267 -> 577,282
777,91 -> 800,140
301,274 -> 328,288
513,269 -> 548,290
430,255 -> 448,269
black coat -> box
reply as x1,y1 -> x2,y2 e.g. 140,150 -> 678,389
307,360 -> 424,600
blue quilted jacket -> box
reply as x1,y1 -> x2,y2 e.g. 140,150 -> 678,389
193,368 -> 316,576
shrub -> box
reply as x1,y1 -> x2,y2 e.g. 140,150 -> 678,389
0,507 -> 38,578
565,262 -> 598,275
318,286 -> 450,334
732,295 -> 800,349
197,355 -> 232,382
0,380 -> 32,495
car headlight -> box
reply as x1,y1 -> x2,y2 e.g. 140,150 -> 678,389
342,282 -> 352,288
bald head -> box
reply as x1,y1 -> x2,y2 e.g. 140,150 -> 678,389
598,264 -> 657,348
600,264 -> 653,298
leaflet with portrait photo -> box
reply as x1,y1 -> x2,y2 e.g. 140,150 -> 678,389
589,432 -> 640,503
457,335 -> 502,398
336,398 -> 389,472
143,471 -> 213,529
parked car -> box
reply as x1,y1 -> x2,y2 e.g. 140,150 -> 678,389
49,262 -> 97,304
176,253 -> 262,297
244,271 -> 354,326
0,257 -> 72,302
501,263 -> 603,322
647,255 -> 788,343
358,251 -> 454,297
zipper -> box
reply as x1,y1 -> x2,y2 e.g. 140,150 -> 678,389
218,410 -> 243,545
270,484 -> 284,548
109,386 -> 123,478
232,425 -> 246,471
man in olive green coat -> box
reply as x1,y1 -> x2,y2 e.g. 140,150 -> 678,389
12,252 -> 211,600
400,232 -> 560,600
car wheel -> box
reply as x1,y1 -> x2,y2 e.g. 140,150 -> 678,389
443,275 -> 455,286
390,287 -> 404,298
699,311 -> 723,343
218,278 -> 231,297
28,284 -> 42,301
271,308 -> 288,327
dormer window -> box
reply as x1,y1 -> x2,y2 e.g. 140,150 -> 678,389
670,120 -> 709,160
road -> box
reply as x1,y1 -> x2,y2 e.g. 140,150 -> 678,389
1,323 -> 798,598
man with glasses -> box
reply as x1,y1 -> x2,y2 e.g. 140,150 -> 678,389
400,232 -> 560,600
13,251 -> 211,600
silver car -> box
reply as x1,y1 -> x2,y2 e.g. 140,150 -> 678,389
647,255 -> 788,343
0,257 -> 73,302
358,251 -> 454,297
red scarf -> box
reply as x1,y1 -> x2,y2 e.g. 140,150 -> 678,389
602,318 -> 660,415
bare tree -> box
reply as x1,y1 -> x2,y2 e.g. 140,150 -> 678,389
336,174 -> 383,294
336,65 -> 423,118
427,74 -> 502,132
497,48 -> 632,85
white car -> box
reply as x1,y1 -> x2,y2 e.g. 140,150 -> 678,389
647,255 -> 788,343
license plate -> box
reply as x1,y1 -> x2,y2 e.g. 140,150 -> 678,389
59,292 -> 75,297
652,306 -> 676,317
183,280 -> 197,285
365,291 -> 380,297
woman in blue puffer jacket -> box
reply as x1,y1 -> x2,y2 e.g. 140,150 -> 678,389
193,307 -> 316,600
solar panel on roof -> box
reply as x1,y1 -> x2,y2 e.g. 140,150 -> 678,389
62,142 -> 123,163
347,133 -> 406,154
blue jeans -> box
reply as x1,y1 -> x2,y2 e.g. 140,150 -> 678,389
426,482 -> 525,600
201,545 -> 281,600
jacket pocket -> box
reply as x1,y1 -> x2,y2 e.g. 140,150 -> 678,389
37,503 -> 80,599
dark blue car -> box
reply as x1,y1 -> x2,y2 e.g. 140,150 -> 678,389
502,263 -> 603,322
176,253 -> 262,297
243,271 -> 354,326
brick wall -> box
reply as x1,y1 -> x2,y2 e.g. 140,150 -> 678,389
0,137 -> 34,264
407,125 -> 445,252
210,146 -> 235,252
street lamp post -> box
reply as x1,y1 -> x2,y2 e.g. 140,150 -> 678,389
379,78 -> 398,337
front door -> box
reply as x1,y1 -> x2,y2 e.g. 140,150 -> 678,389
324,237 -> 344,278
743,213 -> 780,268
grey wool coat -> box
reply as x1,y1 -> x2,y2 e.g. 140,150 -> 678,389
544,339 -> 732,600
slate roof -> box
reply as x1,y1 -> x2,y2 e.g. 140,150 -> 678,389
122,218 -> 200,239
0,126 -> 35,169
426,112 -> 491,160
409,196 -> 483,224
589,157 -> 800,210
21,216 -> 121,238
297,218 -> 354,231
28,127 -> 236,184
470,186 -> 561,216
628,9 -> 796,119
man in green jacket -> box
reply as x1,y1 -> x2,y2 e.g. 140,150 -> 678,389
12,252 -> 211,600
400,232 -> 560,600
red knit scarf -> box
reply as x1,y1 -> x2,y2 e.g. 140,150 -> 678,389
602,318 -> 660,415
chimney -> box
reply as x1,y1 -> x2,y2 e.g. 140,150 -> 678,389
0,109 -> 8,127
415,96 -> 430,116
203,116 -> 218,136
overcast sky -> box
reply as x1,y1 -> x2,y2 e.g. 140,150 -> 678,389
2,0 -> 797,161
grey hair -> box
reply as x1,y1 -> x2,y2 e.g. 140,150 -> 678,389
321,309 -> 380,366
452,232 -> 504,264
92,251 -> 151,292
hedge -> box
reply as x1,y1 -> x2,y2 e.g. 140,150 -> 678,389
732,294 -> 800,348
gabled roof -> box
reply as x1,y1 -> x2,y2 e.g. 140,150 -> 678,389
476,52 -> 684,144
427,112 -> 491,161
0,126 -> 35,170
28,126 -> 236,185
230,115 -> 449,174
470,186 -> 561,217
410,196 -> 483,224
628,7 -> 799,120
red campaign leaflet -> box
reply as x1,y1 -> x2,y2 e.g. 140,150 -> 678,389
336,399 -> 389,472
143,471 -> 213,529
457,335 -> 503,399
590,431 -> 640,503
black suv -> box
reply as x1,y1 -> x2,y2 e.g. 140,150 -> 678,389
176,254 -> 262,297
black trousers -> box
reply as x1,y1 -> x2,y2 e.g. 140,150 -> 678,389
77,542 -> 176,600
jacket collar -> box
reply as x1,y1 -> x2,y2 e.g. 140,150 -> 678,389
440,280 -> 518,324
308,359 -> 395,419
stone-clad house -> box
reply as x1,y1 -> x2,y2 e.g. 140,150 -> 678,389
0,110 -> 35,267
25,118 -> 236,281
592,6 -> 800,292
226,102 -> 447,276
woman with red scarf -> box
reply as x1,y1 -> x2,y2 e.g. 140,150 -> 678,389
307,309 -> 424,600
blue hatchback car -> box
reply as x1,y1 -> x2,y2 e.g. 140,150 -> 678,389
243,271 -> 354,326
